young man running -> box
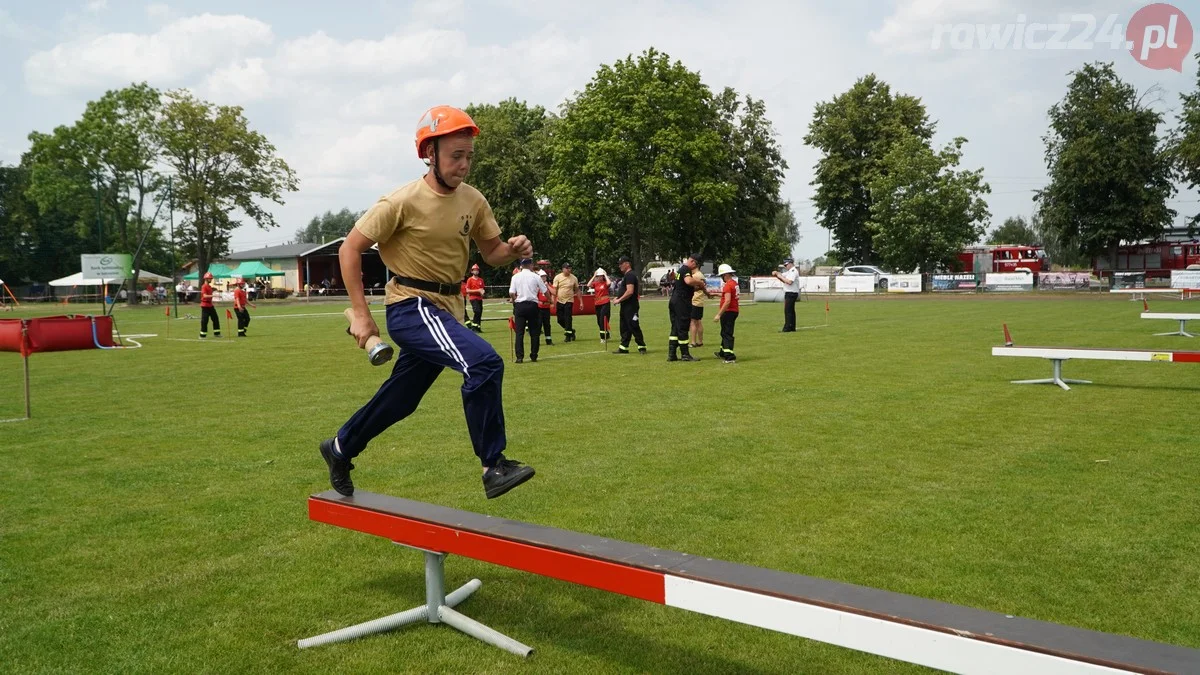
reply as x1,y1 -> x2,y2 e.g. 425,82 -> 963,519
320,105 -> 536,500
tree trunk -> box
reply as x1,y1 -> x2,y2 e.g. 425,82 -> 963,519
127,190 -> 147,307
630,226 -> 642,275
196,204 -> 209,282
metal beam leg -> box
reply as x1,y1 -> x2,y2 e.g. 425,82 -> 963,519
298,550 -> 533,657
1011,359 -> 1091,391
1154,320 -> 1194,338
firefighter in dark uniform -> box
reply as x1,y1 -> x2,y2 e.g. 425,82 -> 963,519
668,254 -> 703,361
612,255 -> 646,354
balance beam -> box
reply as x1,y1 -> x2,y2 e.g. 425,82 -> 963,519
992,345 -> 1200,390
301,490 -> 1200,672
1110,288 -> 1196,302
1140,312 -> 1200,338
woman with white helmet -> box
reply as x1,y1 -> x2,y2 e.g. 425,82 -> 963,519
586,267 -> 612,342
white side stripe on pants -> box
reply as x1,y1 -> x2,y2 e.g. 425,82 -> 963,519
431,311 -> 471,374
417,298 -> 470,377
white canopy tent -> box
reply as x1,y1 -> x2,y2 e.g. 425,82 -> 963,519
49,270 -> 173,287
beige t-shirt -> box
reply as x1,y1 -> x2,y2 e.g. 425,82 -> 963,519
552,273 -> 579,304
691,270 -> 706,307
354,178 -> 500,318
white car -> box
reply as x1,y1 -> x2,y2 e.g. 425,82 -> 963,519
838,265 -> 891,290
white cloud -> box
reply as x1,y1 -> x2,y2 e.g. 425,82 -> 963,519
86,0 -> 108,12
24,13 -> 273,95
273,29 -> 468,77
199,58 -> 271,102
13,2 -> 1194,258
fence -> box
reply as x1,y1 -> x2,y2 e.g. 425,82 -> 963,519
748,271 -> 1123,301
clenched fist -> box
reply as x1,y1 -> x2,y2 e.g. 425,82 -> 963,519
507,235 -> 533,259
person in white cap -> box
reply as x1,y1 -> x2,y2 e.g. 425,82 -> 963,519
772,257 -> 799,332
712,263 -> 740,363
586,268 -> 612,342
508,258 -> 547,363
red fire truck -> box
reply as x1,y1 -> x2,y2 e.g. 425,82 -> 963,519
1092,241 -> 1200,279
957,245 -> 1050,274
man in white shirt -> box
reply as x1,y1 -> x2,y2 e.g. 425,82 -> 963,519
771,257 -> 800,332
508,258 -> 549,363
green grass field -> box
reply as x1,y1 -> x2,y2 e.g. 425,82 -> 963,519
2,293 -> 1198,673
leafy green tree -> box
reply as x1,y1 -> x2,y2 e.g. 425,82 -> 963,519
805,74 -> 934,265
295,208 -> 361,245
713,90 -> 795,275
1037,62 -> 1175,269
544,48 -> 735,274
25,83 -> 165,303
1030,207 -> 1088,269
987,216 -> 1038,245
868,135 -> 991,273
1172,50 -> 1200,231
464,99 -> 557,287
0,163 -> 91,285
157,90 -> 298,280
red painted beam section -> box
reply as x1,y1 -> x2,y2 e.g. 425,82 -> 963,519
309,497 -> 666,604
1171,351 -> 1200,363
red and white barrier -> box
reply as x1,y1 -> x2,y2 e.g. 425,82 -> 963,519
302,490 -> 1200,672
992,345 -> 1200,390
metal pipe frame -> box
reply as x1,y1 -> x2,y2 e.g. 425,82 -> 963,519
297,547 -> 533,657
1011,358 -> 1092,391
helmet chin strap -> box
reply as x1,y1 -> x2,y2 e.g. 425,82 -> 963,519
430,138 -> 454,191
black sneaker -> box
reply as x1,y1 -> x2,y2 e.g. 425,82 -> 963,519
638,347 -> 647,354
714,350 -> 723,359
614,348 -> 629,355
515,357 -> 524,363
319,438 -> 355,496
483,457 -> 535,499
530,354 -> 538,362
680,355 -> 698,362
667,355 -> 678,362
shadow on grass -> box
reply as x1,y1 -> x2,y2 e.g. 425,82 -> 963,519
1079,383 -> 1200,393
356,569 -> 776,674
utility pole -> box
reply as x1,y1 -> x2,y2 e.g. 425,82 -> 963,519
169,176 -> 178,319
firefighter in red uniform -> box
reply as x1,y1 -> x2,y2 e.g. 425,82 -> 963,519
199,272 -> 221,338
465,263 -> 486,331
233,280 -> 251,337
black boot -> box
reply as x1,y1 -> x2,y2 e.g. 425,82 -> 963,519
482,456 -> 536,499
319,438 -> 355,496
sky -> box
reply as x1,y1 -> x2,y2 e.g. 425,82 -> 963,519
2,0 -> 1200,265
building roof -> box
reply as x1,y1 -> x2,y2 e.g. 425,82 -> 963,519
226,243 -> 315,260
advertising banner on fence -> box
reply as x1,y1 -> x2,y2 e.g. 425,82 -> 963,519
1038,272 -> 1092,290
1170,270 -> 1200,289
1111,271 -> 1146,290
835,275 -> 876,293
984,272 -> 1033,292
931,274 -> 978,291
886,274 -> 922,293
799,276 -> 830,293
